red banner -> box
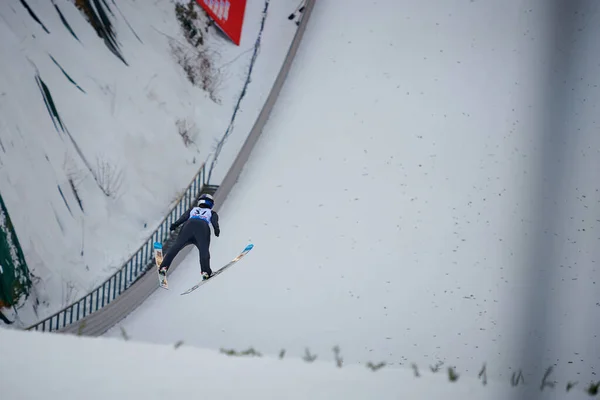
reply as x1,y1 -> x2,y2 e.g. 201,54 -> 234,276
196,0 -> 247,46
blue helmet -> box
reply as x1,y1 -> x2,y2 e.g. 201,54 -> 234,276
197,193 -> 214,209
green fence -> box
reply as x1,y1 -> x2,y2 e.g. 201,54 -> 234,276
0,194 -> 32,309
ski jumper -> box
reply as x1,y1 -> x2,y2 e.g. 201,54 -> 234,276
160,206 -> 220,275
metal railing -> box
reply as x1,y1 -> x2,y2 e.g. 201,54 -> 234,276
26,163 -> 209,332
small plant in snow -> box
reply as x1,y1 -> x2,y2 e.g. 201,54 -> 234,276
170,41 -> 222,103
540,366 -> 556,390
175,0 -> 205,47
333,345 -> 343,368
411,363 -> 420,377
120,326 -> 129,341
511,369 -> 525,386
366,361 -> 386,371
587,381 -> 600,395
478,363 -> 488,385
220,348 -> 236,356
176,118 -> 199,148
238,347 -> 262,357
77,320 -> 86,336
61,280 -> 77,308
447,366 -> 459,382
430,360 -> 444,373
303,348 -> 317,362
220,347 -> 262,357
63,151 -> 86,186
170,1 -> 222,103
95,156 -> 124,199
566,381 -> 578,391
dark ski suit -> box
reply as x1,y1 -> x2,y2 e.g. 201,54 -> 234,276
160,205 -> 220,275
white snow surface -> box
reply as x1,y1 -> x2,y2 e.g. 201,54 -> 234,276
0,0 -> 298,325
107,0 -> 600,388
1,327 -> 595,400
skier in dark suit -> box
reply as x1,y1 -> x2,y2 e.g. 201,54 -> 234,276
158,193 -> 220,280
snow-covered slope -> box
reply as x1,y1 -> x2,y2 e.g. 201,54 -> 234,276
0,0 -> 299,325
2,327 -> 595,400
106,0 -> 600,388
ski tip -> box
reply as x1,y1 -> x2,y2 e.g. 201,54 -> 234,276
154,241 -> 162,249
244,243 -> 254,251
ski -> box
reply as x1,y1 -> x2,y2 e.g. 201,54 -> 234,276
154,241 -> 168,289
180,243 -> 254,295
